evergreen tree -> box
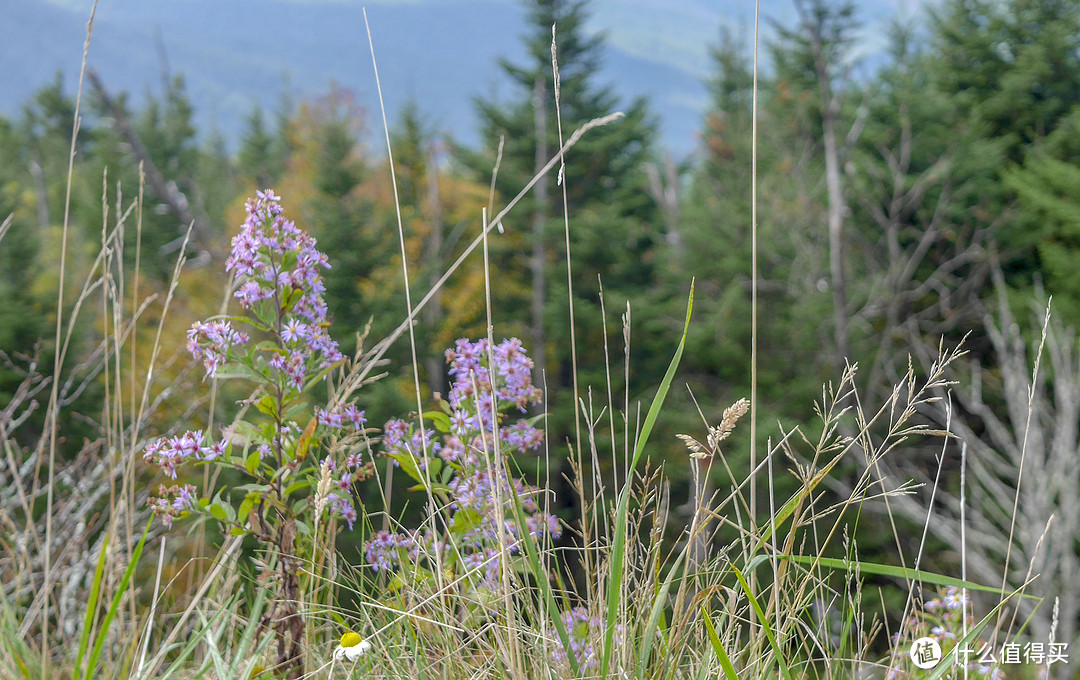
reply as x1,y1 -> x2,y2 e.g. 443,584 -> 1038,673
463,0 -> 660,446
1005,154 -> 1080,319
925,0 -> 1080,321
239,107 -> 280,189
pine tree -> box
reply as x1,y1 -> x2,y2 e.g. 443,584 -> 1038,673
239,107 -> 280,189
925,0 -> 1080,318
463,0 -> 660,444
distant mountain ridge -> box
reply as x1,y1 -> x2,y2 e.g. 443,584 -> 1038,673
1,0 -> 908,157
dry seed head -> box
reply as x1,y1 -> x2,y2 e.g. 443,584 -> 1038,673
677,433 -> 710,460
708,398 -> 749,450
679,397 -> 748,460
314,457 -> 334,517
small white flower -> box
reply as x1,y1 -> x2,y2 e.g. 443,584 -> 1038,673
334,631 -> 372,661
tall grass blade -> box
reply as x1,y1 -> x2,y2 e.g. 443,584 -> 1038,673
601,282 -> 694,678
73,532 -> 110,680
505,463 -> 580,675
748,555 -> 1038,599
83,520 -> 150,679
635,549 -> 686,677
701,604 -> 739,680
731,563 -> 792,680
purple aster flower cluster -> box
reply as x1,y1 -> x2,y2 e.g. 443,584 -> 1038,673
148,483 -> 197,528
315,404 -> 367,432
365,530 -> 420,572
144,191 -> 374,539
318,450 -> 373,530
324,492 -> 360,530
186,320 -> 249,378
439,338 -> 545,465
447,468 -> 556,541
311,403 -> 371,530
549,607 -> 623,672
884,587 -> 1002,680
382,418 -> 441,463
225,189 -> 343,372
142,430 -> 228,479
446,337 -> 543,425
363,338 -> 559,585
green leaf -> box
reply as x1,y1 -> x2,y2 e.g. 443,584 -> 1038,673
424,410 -> 452,433
212,362 -> 266,382
281,250 -> 299,274
237,497 -> 254,525
281,285 -> 303,313
284,479 -> 311,496
389,452 -> 427,486
209,504 -> 226,522
255,395 -> 277,417
701,605 -> 739,680
449,509 -> 483,535
73,531 -> 110,680
245,451 -> 261,475
731,564 -> 792,680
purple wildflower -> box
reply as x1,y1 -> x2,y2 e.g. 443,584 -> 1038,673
364,530 -> 417,572
225,189 -> 342,373
549,607 -> 622,672
148,483 -> 198,528
187,320 -> 249,378
331,495 -> 358,530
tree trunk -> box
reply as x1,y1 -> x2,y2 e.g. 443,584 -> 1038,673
531,75 -> 548,380
822,94 -> 850,366
87,69 -> 210,251
423,142 -> 445,396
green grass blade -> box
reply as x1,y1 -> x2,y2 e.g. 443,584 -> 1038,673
195,607 -> 230,679
701,604 -> 739,680
921,591 -> 1016,680
232,584 -> 269,663
731,563 -> 792,680
85,520 -> 151,678
753,554 -> 1038,600
602,282 -> 694,679
635,549 -> 686,676
73,531 -> 110,680
158,602 -> 231,678
505,463 -> 580,676
692,647 -> 715,680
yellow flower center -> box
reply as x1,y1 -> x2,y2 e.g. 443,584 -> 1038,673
341,631 -> 363,648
